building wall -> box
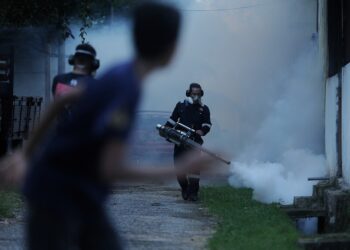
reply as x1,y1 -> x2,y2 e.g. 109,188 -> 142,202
0,30 -> 60,108
340,1 -> 350,184
323,0 -> 350,184
325,74 -> 339,177
13,45 -> 47,100
342,63 -> 350,184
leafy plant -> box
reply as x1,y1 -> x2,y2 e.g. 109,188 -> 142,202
0,0 -> 136,41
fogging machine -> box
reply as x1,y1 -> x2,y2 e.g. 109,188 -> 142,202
156,122 -> 231,165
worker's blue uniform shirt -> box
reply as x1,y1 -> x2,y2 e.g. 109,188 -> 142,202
23,60 -> 141,211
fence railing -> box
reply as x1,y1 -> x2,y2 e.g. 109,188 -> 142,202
0,96 -> 43,141
10,96 -> 43,140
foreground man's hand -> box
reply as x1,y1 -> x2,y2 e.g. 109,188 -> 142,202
0,150 -> 27,189
195,130 -> 204,136
179,151 -> 216,173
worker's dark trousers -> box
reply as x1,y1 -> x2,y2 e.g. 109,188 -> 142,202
174,145 -> 200,195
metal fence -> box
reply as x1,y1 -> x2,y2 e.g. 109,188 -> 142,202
10,96 -> 43,140
0,96 -> 43,141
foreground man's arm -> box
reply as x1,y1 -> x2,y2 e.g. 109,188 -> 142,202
99,140 -> 215,184
0,88 -> 84,188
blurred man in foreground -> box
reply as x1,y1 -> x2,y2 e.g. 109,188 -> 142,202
0,2 -> 215,250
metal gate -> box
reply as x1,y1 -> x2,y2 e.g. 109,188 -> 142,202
0,52 -> 43,155
0,53 -> 14,155
11,96 -> 43,140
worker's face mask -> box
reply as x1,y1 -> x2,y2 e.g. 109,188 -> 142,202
190,94 -> 201,104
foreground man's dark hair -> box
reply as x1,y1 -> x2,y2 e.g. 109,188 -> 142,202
133,1 -> 181,60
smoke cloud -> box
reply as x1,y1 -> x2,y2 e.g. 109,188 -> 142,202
65,0 -> 327,204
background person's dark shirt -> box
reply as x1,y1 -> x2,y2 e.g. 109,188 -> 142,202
52,72 -> 91,97
52,72 -> 93,123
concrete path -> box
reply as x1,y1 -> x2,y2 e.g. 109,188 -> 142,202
0,181 -> 219,250
109,183 -> 216,250
0,218 -> 24,250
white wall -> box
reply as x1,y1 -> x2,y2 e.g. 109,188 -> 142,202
318,0 -> 328,74
325,75 -> 339,177
342,63 -> 350,184
9,31 -> 59,108
13,49 -> 46,98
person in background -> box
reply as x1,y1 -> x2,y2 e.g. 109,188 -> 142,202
52,43 -> 100,122
166,83 -> 212,201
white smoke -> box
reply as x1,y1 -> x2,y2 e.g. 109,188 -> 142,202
230,45 -> 327,204
175,0 -> 326,204
64,20 -> 133,76
64,0 -> 327,204
231,150 -> 326,204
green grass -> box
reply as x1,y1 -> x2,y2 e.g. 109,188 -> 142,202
201,186 -> 300,250
0,191 -> 22,218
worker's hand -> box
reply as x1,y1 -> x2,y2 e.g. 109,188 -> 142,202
195,130 -> 204,136
0,150 -> 27,189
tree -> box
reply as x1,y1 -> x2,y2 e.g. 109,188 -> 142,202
0,0 -> 135,41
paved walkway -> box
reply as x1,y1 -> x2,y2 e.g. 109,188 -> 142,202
0,181 -> 219,250
110,183 -> 216,250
